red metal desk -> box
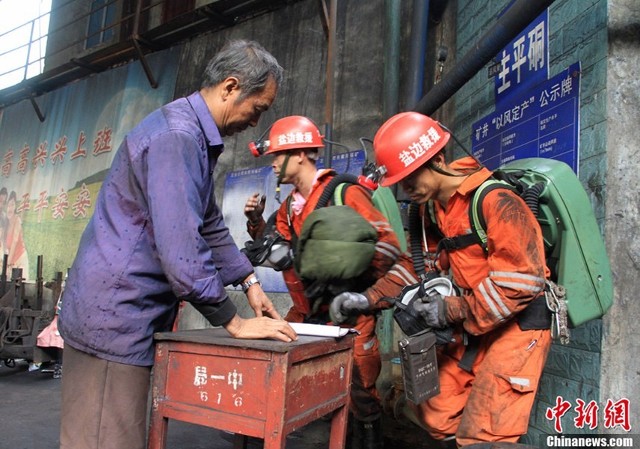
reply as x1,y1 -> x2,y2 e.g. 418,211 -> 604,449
148,328 -> 355,449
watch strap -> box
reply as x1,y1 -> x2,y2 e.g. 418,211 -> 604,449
241,275 -> 261,293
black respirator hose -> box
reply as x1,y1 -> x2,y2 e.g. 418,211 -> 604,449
521,182 -> 545,217
408,202 -> 426,276
314,173 -> 360,209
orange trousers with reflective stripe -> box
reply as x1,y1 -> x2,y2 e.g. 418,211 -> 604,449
411,319 -> 551,446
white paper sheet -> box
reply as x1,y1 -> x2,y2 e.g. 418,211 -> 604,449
290,322 -> 356,338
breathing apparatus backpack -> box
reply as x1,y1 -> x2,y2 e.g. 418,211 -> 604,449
242,169 -> 406,308
416,157 -> 613,329
294,173 -> 406,285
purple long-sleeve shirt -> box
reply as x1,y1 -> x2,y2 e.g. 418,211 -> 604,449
59,91 -> 253,366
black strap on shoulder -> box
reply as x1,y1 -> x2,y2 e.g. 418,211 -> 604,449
286,195 -> 298,255
436,233 -> 483,253
433,179 -> 517,254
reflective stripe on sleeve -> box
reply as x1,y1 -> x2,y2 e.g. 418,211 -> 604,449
387,264 -> 419,286
375,241 -> 402,259
478,279 -> 511,322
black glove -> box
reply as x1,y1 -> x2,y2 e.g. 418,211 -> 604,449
412,293 -> 449,329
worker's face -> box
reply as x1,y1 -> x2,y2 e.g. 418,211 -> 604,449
400,165 -> 438,204
271,150 -> 302,184
218,76 -> 277,137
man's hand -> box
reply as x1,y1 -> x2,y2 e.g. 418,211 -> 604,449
244,192 -> 266,224
412,293 -> 449,328
224,315 -> 297,342
329,292 -> 370,324
245,281 -> 282,320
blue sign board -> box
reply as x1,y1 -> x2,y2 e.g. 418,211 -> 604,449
472,62 -> 581,173
222,149 -> 366,292
495,8 -> 549,106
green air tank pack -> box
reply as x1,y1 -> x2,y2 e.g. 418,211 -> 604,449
497,158 -> 613,327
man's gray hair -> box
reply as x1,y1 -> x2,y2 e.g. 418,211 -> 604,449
201,39 -> 284,99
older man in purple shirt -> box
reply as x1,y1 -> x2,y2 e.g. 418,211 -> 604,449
58,40 -> 296,449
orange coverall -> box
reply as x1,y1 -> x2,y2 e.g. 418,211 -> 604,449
365,157 -> 552,445
247,169 -> 401,421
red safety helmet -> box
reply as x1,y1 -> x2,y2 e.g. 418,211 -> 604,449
373,112 -> 450,186
249,115 -> 324,157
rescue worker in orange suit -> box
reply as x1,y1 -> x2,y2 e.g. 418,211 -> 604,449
244,115 -> 402,449
329,112 -> 552,447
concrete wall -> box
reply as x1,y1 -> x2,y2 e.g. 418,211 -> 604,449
602,0 -> 640,434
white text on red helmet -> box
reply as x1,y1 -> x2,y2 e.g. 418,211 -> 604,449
398,127 -> 442,167
277,131 -> 314,146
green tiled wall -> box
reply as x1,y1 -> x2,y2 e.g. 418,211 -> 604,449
452,0 -> 608,444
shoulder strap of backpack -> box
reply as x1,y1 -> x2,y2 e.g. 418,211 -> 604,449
426,179 -> 515,255
314,173 -> 359,210
467,179 -> 515,253
333,182 -> 349,206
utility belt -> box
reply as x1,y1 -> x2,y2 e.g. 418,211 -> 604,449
517,292 -> 552,330
458,281 -> 567,372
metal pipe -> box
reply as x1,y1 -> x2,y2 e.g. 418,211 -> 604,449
323,0 -> 338,168
376,1 -> 404,375
24,20 -> 36,82
36,255 -> 44,310
405,0 -> 430,109
131,0 -> 158,89
414,0 -> 556,115
383,0 -> 401,120
132,38 -> 158,88
0,254 -> 7,296
30,96 -> 46,122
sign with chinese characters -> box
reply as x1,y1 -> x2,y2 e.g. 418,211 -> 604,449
472,62 -> 581,173
222,150 -> 366,293
494,7 -> 549,106
163,352 -> 269,415
192,364 -> 247,407
0,47 -> 180,280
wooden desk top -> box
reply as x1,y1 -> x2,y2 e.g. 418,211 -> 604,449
154,327 -> 354,353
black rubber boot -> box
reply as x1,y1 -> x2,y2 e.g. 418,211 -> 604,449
351,417 -> 384,449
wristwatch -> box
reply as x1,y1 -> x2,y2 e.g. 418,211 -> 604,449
241,274 -> 261,293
